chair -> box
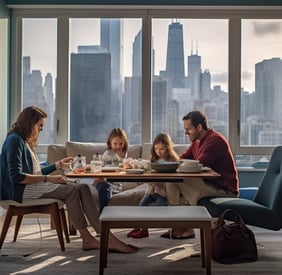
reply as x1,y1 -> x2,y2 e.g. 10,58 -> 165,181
0,198 -> 70,251
198,146 -> 282,231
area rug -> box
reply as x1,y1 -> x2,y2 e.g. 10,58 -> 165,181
0,218 -> 282,274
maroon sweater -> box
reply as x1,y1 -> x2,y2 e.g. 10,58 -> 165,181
181,128 -> 239,195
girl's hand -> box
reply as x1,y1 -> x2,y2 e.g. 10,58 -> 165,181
93,177 -> 105,187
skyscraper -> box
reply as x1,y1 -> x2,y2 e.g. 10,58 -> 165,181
70,46 -> 111,142
100,18 -> 123,125
165,21 -> 185,89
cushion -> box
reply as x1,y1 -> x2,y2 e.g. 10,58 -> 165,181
127,145 -> 142,159
109,184 -> 147,206
47,144 -> 67,164
65,141 -> 142,163
66,141 -> 107,163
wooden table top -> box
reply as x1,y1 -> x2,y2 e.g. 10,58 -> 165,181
66,168 -> 220,180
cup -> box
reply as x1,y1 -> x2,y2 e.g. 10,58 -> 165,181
70,155 -> 86,174
91,160 -> 103,173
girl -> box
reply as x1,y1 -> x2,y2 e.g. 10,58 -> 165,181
127,133 -> 180,238
94,128 -> 128,212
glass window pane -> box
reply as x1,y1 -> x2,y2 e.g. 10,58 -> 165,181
152,19 -> 228,144
22,18 -> 57,144
241,19 -> 282,147
69,18 -> 142,144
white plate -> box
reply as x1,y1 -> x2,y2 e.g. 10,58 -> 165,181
177,167 -> 203,173
125,169 -> 144,174
101,167 -> 120,172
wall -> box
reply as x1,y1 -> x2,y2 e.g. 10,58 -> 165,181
0,2 -> 10,148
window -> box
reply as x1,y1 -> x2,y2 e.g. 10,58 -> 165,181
69,18 -> 142,144
22,18 -> 57,144
241,19 -> 282,147
152,19 -> 228,144
9,7 -> 282,163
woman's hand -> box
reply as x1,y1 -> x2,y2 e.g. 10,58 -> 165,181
56,157 -> 74,170
47,175 -> 66,184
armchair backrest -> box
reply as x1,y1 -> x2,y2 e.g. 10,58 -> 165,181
254,146 -> 282,216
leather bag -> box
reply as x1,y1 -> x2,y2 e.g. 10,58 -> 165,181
211,208 -> 258,264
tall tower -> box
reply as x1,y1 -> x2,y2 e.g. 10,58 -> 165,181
101,19 -> 123,125
165,20 -> 185,89
187,42 -> 201,98
70,46 -> 111,142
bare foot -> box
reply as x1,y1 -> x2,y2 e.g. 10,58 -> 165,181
108,243 -> 138,253
108,233 -> 138,253
82,236 -> 100,250
172,227 -> 195,238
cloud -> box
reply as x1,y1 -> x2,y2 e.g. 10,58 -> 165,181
253,22 -> 282,36
212,72 -> 228,83
242,71 -> 253,80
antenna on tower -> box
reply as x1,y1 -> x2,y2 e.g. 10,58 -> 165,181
196,40 -> 199,55
191,40 -> 193,55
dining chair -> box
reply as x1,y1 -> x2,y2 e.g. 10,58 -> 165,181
0,198 -> 70,251
198,146 -> 282,231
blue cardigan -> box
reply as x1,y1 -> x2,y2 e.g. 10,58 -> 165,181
0,132 -> 56,202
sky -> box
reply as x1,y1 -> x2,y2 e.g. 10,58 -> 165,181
23,18 -> 282,94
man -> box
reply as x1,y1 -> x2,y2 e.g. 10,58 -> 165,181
162,110 -> 239,239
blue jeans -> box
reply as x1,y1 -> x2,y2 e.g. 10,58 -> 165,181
96,181 -> 112,213
139,193 -> 167,206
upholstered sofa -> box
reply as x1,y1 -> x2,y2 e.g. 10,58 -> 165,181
47,141 -> 187,206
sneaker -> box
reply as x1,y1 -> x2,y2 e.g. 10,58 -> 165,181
127,228 -> 140,237
132,229 -> 149,238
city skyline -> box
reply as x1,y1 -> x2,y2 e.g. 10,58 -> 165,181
22,18 -> 282,94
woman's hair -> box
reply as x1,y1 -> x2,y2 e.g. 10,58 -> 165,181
150,133 -> 180,162
106,128 -> 128,158
182,110 -> 209,130
8,106 -> 47,140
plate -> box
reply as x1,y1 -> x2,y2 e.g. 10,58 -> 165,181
177,167 -> 203,173
125,169 -> 144,174
101,167 -> 120,172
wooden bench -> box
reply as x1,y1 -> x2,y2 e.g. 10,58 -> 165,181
99,206 -> 212,275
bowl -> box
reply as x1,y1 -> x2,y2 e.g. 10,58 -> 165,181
150,162 -> 180,173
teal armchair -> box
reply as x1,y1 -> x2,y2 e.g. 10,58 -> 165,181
198,146 -> 282,230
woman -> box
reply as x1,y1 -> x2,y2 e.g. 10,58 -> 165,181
0,106 -> 137,253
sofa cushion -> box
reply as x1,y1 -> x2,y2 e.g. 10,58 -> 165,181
47,144 -> 67,164
65,141 -> 142,163
66,141 -> 107,163
109,184 -> 147,206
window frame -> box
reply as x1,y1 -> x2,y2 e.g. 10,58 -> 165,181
9,6 -> 282,156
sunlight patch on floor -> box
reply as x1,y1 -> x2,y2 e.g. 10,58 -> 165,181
10,256 -> 66,274
147,243 -> 201,262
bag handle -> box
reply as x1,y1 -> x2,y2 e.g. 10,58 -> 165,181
216,209 -> 250,238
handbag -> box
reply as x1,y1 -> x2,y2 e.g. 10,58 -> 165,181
211,208 -> 258,264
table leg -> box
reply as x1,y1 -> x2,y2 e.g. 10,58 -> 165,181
200,228 -> 206,267
204,225 -> 212,275
99,223 -> 109,275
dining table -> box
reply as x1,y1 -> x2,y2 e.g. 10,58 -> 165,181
66,167 -> 220,182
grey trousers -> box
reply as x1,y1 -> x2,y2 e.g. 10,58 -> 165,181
41,183 -> 100,233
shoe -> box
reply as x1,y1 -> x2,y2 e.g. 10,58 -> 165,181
127,228 -> 140,237
132,229 -> 149,238
160,231 -> 195,240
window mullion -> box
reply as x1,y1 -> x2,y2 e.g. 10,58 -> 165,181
56,16 -> 69,144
